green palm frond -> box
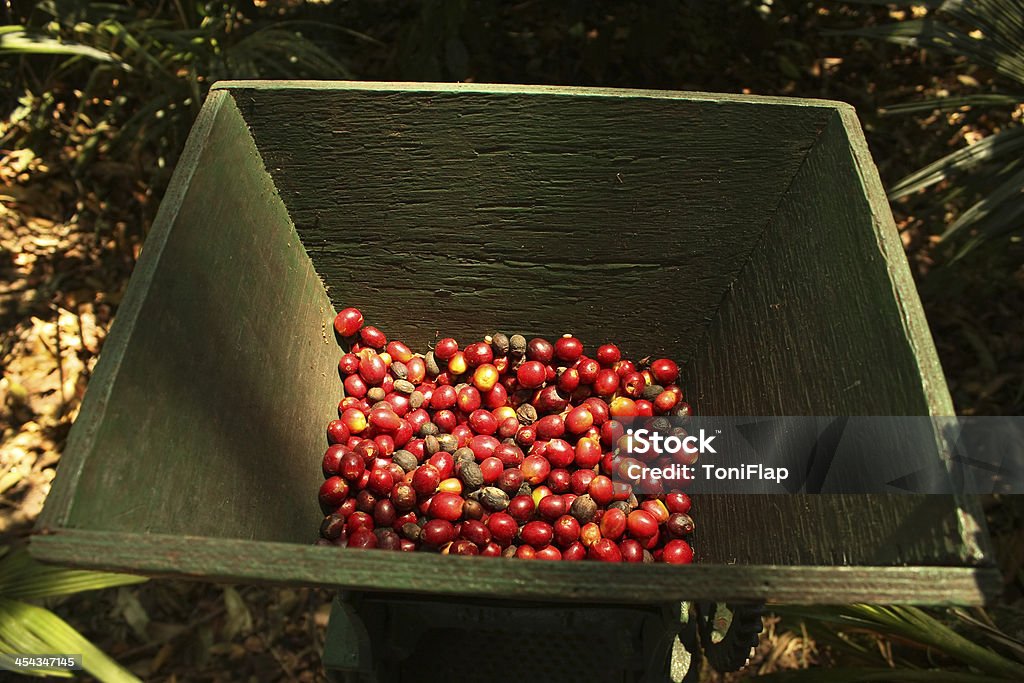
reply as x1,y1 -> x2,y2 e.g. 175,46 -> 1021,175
836,0 -> 1024,259
0,25 -> 119,63
837,1 -> 1024,86
889,127 -> 1024,198
0,547 -> 144,681
767,604 -> 1024,682
0,547 -> 146,601
881,93 -> 1024,114
0,597 -> 140,681
944,164 -> 1024,258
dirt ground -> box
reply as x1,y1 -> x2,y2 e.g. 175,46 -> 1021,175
2,2 -> 1023,680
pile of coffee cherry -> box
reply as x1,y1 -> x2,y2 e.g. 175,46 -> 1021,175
316,307 -> 695,563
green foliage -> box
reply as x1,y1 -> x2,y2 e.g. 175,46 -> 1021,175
761,604 -> 1024,682
0,25 -> 118,62
838,0 -> 1024,260
0,546 -> 146,681
2,1 -> 364,188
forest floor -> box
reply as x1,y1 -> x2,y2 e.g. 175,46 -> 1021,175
2,2 -> 1023,681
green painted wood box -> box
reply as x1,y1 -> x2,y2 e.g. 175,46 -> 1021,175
33,83 -> 996,611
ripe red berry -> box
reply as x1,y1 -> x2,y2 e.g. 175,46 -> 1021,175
620,539 -> 645,563
526,338 -> 554,363
434,338 -> 459,361
488,444 -> 520,469
665,492 -> 692,515
554,336 -> 584,363
406,357 -> 426,384
487,512 -> 518,546
613,360 -> 636,378
386,340 -> 413,362
641,499 -> 671,525
338,353 -> 360,375
478,456 -> 504,483
517,361 -> 547,389
390,483 -> 417,510
535,414 -> 565,440
411,464 -> 441,495
662,539 -> 694,564
359,326 -> 387,349
534,385 -> 568,414
588,475 -> 615,506
666,513 -> 695,538
627,510 -> 659,539
456,386 -> 482,413
366,467 -> 394,497
322,444 -> 348,477
570,469 -> 597,496
498,416 -> 520,439
515,425 -> 536,449
318,477 -> 350,509
521,454 -> 552,485
498,468 -> 525,495
557,368 -> 580,393
577,358 -> 600,384
347,528 -> 378,549
537,494 -> 566,521
427,451 -> 455,480
599,508 -> 627,540
595,344 -> 621,367
553,515 -> 581,547
344,374 -> 368,399
368,406 -> 401,432
483,384 -> 507,409
463,342 -> 494,367
338,451 -> 366,482
621,371 -> 646,398
507,495 -> 536,523
430,385 -> 457,410
468,409 -> 499,435
535,545 -> 562,561
654,390 -> 680,413
588,538 -> 622,562
333,308 -> 364,337
359,353 -> 387,385
421,519 -> 456,548
346,511 -> 373,533
515,545 -> 536,560
520,521 -> 554,548
650,358 -> 680,385
539,439 -> 570,469
460,519 -> 491,546
428,492 -> 464,522
447,539 -> 478,555
564,405 -> 594,434
593,369 -> 619,396
547,468 -> 572,493
562,542 -> 586,561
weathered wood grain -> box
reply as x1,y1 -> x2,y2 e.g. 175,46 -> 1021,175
227,82 -> 832,360
31,530 -> 998,605
694,495 -> 989,567
688,109 -> 954,417
37,93 -> 339,543
33,83 -> 992,605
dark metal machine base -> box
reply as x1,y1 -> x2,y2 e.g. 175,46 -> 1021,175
323,593 -> 763,682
